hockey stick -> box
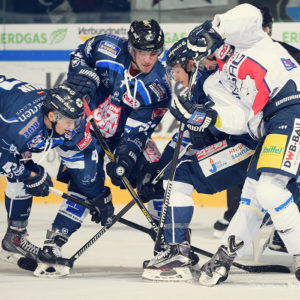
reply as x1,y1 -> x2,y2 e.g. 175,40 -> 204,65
82,97 -> 159,231
18,200 -> 136,272
117,217 -> 291,274
153,121 -> 185,253
151,142 -> 192,185
49,187 -> 96,211
65,199 -> 135,268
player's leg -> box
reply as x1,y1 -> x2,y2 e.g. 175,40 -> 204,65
36,147 -> 107,271
0,180 -> 40,264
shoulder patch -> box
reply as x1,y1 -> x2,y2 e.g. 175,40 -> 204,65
149,79 -> 167,101
98,41 -> 121,58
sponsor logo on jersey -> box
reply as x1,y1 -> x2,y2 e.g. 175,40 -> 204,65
143,139 -> 161,163
152,108 -> 168,120
122,92 -> 141,108
149,80 -> 167,100
281,58 -> 297,71
19,116 -> 40,138
77,131 -> 92,151
27,131 -> 43,149
281,119 -> 300,174
199,141 -> 252,176
93,95 -> 122,138
98,41 -> 121,58
196,140 -> 227,161
257,133 -> 287,170
229,143 -> 254,162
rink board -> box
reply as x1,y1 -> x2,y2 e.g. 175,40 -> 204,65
0,177 -> 226,207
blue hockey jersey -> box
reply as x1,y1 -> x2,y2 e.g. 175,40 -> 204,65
0,76 -> 91,181
68,34 -> 171,155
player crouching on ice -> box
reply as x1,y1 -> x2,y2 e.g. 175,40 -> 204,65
0,77 -> 86,267
181,4 -> 300,286
142,31 -> 258,281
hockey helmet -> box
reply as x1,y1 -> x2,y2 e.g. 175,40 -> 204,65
166,38 -> 197,69
128,19 -> 164,54
43,85 -> 85,124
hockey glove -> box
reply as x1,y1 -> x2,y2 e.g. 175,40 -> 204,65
23,165 -> 53,197
106,150 -> 137,187
188,129 -> 219,148
170,88 -> 218,132
66,67 -> 100,100
188,20 -> 224,56
89,187 -> 114,226
137,162 -> 164,203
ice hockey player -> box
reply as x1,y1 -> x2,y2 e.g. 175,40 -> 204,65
0,76 -> 87,265
32,19 -> 171,277
141,37 -> 258,281
183,3 -> 300,285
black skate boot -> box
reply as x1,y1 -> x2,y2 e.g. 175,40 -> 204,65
0,224 -> 40,264
293,255 -> 300,281
199,235 -> 244,286
34,229 -> 70,278
213,218 -> 229,238
142,241 -> 193,281
268,229 -> 287,253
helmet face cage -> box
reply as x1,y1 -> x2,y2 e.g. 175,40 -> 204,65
128,19 -> 164,55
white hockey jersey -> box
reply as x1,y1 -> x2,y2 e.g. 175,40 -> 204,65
207,4 -> 300,138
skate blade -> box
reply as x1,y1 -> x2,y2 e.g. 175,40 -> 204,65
33,262 -> 70,278
142,267 -> 193,282
198,267 -> 227,287
0,249 -> 23,264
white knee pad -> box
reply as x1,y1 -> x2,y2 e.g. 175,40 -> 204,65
256,173 -> 292,213
162,180 -> 194,207
5,181 -> 31,200
58,191 -> 89,224
256,173 -> 300,254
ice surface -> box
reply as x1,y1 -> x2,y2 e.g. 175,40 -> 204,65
0,202 -> 298,300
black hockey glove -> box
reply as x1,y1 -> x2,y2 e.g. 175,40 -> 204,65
188,20 -> 224,55
106,148 -> 137,188
188,129 -> 219,148
170,87 -> 218,132
137,162 -> 164,203
89,187 -> 114,226
66,67 -> 100,100
23,165 -> 53,197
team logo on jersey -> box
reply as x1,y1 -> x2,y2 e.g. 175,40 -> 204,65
281,58 -> 297,71
123,92 -> 141,108
98,41 -> 121,58
149,80 -> 167,100
19,116 -> 40,139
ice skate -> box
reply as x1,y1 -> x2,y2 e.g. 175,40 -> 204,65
199,235 -> 244,286
34,230 -> 71,278
268,228 -> 287,253
293,255 -> 300,281
142,241 -> 193,281
0,226 -> 40,265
